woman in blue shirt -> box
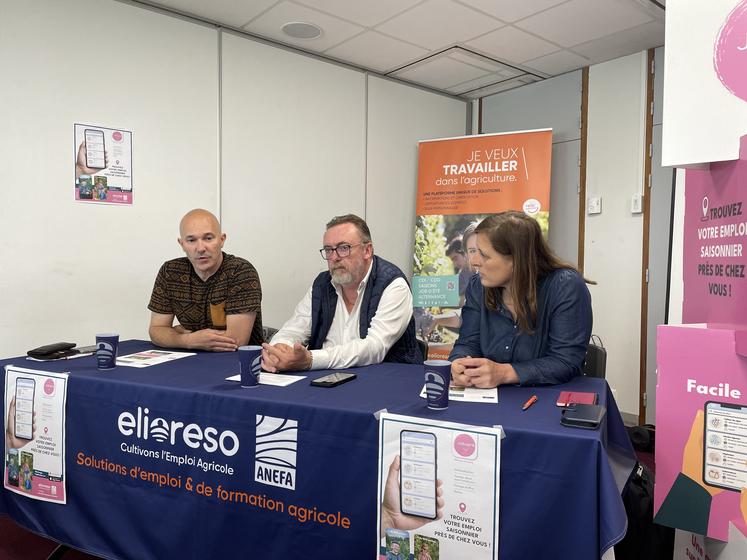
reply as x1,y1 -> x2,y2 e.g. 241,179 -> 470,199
449,211 -> 593,387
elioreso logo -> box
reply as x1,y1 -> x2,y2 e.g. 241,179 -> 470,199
118,407 -> 239,456
255,415 -> 297,490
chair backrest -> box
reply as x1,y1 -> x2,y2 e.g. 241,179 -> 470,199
583,341 -> 607,378
262,326 -> 279,343
416,338 -> 428,363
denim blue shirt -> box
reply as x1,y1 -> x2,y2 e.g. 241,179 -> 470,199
449,269 -> 592,386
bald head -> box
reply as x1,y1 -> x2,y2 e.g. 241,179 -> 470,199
179,209 -> 220,238
178,209 -> 226,281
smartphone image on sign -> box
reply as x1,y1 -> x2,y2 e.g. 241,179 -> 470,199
703,400 -> 747,492
310,372 -> 357,387
400,430 -> 437,519
84,128 -> 106,169
14,377 -> 35,440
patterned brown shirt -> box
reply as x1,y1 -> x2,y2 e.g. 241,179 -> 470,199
148,253 -> 263,345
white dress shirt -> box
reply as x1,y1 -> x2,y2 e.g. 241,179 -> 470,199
271,261 -> 413,369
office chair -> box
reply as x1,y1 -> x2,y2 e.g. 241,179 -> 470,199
416,338 -> 429,363
583,335 -> 607,379
262,326 -> 279,343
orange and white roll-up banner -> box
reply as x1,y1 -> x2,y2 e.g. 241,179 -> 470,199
413,129 -> 552,359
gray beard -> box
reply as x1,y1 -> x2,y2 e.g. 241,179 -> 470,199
330,268 -> 354,285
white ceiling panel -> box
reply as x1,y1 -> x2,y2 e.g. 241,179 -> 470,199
243,1 -> 363,52
375,0 -> 502,50
447,73 -> 515,94
447,49 -> 515,73
392,56 -> 492,89
142,0 -> 667,99
515,0 -> 655,48
466,25 -> 561,64
325,31 -> 429,72
497,67 -> 524,78
151,0 -> 280,26
571,20 -> 664,63
456,0 -> 568,23
523,49 -> 591,75
461,77 -> 530,98
294,0 -> 422,27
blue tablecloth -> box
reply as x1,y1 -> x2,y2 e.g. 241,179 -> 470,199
1,341 -> 633,559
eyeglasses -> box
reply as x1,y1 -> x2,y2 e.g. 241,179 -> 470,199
319,243 -> 367,260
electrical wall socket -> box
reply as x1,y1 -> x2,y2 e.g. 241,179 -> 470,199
587,196 -> 602,215
631,193 -> 643,214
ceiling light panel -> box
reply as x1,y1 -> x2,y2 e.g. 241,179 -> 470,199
447,49 -> 512,73
460,78 -> 529,98
446,73 -> 515,94
282,21 -> 322,39
391,55 -> 492,90
244,1 -> 362,51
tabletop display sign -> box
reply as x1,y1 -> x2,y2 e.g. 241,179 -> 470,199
4,365 -> 68,504
377,413 -> 502,560
673,526 -> 747,560
655,325 -> 747,542
413,130 -> 552,359
662,0 -> 747,167
74,123 -> 133,205
682,135 -> 747,327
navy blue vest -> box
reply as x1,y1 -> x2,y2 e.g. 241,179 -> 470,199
309,255 -> 422,364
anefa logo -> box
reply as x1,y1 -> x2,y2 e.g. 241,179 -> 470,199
255,415 -> 297,490
117,407 -> 240,457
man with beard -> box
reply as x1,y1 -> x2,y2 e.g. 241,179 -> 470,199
262,214 -> 420,372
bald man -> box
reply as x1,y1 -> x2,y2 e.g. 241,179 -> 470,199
148,209 -> 263,351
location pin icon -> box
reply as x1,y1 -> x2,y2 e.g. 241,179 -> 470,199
702,196 -> 709,219
44,426 -> 48,434
459,502 -> 467,513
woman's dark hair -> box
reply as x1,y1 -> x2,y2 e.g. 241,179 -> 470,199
475,211 -> 593,332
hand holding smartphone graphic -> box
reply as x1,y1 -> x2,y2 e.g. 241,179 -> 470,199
681,409 -> 723,497
5,395 -> 36,450
680,407 -> 747,524
702,401 -> 747,493
380,454 -> 444,536
75,130 -> 109,179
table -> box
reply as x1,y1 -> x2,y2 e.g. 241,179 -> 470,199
1,341 -> 634,559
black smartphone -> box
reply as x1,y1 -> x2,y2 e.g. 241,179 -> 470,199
560,403 -> 606,429
14,377 -> 35,440
310,372 -> 357,387
703,400 -> 747,492
400,430 -> 437,519
84,128 -> 106,169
